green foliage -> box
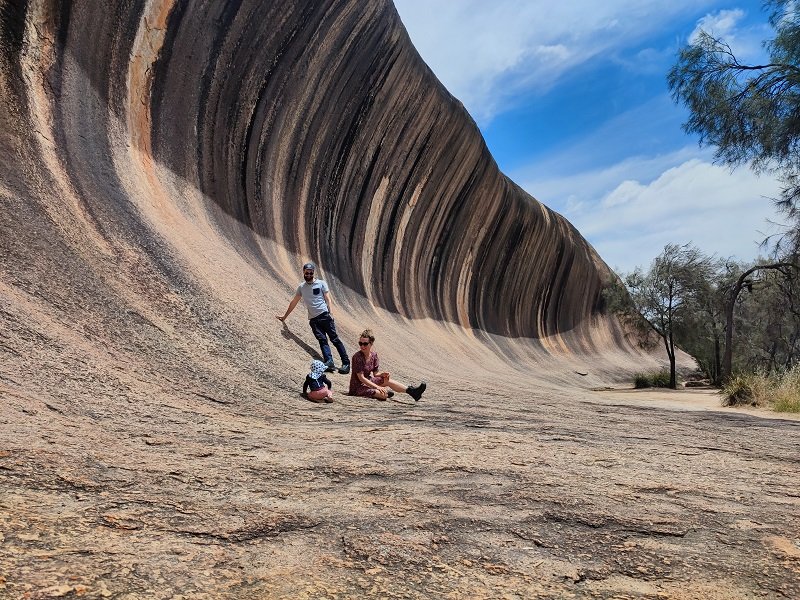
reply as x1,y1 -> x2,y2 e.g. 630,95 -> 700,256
668,1 -> 800,225
600,274 -> 634,315
622,245 -> 800,389
625,244 -> 713,336
721,366 -> 800,412
671,256 -> 729,384
634,370 -> 672,389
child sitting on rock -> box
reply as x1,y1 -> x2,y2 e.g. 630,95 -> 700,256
303,359 -> 334,403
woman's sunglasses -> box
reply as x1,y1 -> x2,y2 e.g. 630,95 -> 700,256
358,341 -> 370,346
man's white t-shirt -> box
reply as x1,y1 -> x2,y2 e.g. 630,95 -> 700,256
297,278 -> 330,319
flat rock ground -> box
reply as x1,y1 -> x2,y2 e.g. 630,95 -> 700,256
2,375 -> 799,599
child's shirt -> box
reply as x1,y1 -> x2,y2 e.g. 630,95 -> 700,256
303,374 -> 332,395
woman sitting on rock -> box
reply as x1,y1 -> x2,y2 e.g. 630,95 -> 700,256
348,329 -> 426,401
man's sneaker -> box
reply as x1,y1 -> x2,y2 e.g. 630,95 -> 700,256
324,359 -> 336,372
338,363 -> 350,375
407,382 -> 426,401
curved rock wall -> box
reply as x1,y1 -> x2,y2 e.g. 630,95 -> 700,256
1,0 -> 623,348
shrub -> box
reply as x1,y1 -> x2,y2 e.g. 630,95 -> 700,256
721,367 -> 800,413
773,391 -> 800,413
721,373 -> 764,406
772,367 -> 800,413
634,370 -> 671,388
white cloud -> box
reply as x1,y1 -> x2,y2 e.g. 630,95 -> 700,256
690,8 -> 746,41
393,0 -> 717,125
601,180 -> 645,208
510,94 -> 785,272
535,156 -> 784,273
687,7 -> 771,61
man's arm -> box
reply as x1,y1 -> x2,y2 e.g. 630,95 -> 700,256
323,291 -> 334,316
277,293 -> 302,321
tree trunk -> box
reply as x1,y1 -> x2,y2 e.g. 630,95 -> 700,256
767,339 -> 778,375
723,277 -> 744,382
786,329 -> 799,369
667,331 -> 677,389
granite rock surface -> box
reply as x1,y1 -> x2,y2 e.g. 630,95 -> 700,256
2,1 -> 798,598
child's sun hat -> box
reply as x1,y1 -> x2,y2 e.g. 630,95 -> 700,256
309,359 -> 327,380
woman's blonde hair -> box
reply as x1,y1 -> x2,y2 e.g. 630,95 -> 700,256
360,329 -> 375,343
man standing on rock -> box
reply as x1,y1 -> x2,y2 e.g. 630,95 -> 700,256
277,262 -> 351,374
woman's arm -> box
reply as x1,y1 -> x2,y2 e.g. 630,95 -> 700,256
357,372 -> 381,390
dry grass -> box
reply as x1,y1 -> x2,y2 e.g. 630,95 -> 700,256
772,368 -> 800,413
721,367 -> 800,413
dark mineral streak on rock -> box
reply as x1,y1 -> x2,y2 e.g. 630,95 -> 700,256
0,0 -> 27,56
2,0 -> 618,342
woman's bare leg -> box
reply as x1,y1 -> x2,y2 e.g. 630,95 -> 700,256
384,378 -> 407,393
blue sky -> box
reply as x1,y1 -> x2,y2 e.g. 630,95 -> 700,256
393,0 -> 785,274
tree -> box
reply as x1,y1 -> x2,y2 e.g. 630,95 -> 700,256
625,244 -> 713,388
721,262 -> 797,379
673,257 -> 728,384
667,0 -> 800,252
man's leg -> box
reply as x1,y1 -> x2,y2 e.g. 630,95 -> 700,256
309,316 -> 333,364
320,314 -> 349,366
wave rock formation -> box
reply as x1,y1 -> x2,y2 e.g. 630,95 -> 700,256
9,6 -> 796,599
1,0 -> 644,399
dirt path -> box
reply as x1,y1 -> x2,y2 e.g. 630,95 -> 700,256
589,386 -> 800,421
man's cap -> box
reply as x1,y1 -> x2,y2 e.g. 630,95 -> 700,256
303,262 -> 316,271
